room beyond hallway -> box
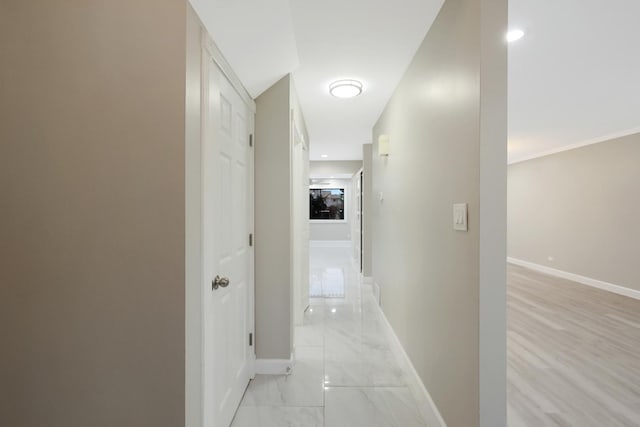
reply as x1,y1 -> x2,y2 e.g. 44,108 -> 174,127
507,264 -> 640,426
231,242 -> 428,426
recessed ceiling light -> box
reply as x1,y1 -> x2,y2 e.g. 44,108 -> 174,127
321,154 -> 329,158
506,29 -> 525,43
329,79 -> 363,98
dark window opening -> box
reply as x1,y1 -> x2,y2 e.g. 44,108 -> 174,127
310,188 -> 344,220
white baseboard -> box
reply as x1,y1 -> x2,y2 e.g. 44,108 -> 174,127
507,257 -> 640,301
372,281 -> 381,305
255,353 -> 294,375
371,296 -> 446,427
309,240 -> 351,248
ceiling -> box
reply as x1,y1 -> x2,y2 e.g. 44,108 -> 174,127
190,0 -> 640,164
508,0 -> 640,163
190,0 -> 444,161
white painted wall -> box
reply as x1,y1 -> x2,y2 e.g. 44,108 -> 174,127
309,160 -> 362,177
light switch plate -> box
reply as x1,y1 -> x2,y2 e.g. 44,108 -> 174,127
453,203 -> 468,231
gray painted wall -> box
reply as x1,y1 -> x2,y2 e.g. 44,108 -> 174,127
371,0 -> 506,426
478,0 -> 508,423
255,76 -> 293,359
508,133 -> 640,291
255,74 -> 309,359
0,2 -> 186,426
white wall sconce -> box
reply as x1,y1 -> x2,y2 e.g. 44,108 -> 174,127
378,134 -> 390,156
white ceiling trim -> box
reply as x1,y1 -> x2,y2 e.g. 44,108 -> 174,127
508,125 -> 640,165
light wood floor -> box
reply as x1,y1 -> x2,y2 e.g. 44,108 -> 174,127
507,264 -> 640,427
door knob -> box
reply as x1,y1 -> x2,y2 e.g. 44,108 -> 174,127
212,275 -> 230,290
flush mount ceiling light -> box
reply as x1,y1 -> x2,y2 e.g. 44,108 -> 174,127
321,154 -> 329,158
506,29 -> 525,43
329,79 -> 363,98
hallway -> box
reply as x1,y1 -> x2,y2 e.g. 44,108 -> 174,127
231,243 -> 428,426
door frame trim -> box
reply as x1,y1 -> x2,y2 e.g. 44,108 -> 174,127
185,18 -> 256,426
202,34 -> 256,114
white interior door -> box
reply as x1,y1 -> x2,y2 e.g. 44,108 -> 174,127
202,51 -> 254,427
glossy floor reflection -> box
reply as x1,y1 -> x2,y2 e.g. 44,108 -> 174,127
309,267 -> 346,298
231,242 -> 428,427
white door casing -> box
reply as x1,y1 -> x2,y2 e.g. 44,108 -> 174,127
300,141 -> 309,321
202,41 -> 254,427
352,169 -> 363,271
292,120 -> 309,327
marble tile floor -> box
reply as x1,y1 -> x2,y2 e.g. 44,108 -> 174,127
231,243 -> 428,427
